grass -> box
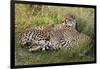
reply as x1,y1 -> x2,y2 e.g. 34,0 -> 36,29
15,49 -> 94,65
15,4 -> 95,65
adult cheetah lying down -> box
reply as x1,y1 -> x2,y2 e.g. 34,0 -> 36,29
20,14 -> 93,54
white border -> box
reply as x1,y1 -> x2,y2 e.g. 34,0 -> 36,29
0,0 -> 99,69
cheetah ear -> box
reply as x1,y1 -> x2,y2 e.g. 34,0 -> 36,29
71,15 -> 76,19
65,14 -> 76,19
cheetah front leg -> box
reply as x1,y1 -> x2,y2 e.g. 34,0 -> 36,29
28,46 -> 41,52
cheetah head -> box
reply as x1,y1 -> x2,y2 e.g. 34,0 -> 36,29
62,14 -> 77,31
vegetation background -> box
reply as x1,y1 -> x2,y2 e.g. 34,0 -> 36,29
15,4 -> 95,65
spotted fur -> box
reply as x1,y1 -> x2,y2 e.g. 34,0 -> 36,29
20,14 -> 92,52
20,24 -> 60,51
